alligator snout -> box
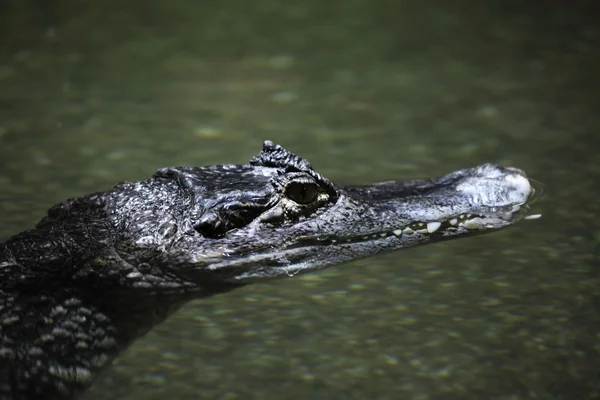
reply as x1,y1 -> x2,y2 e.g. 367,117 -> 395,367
455,164 -> 533,208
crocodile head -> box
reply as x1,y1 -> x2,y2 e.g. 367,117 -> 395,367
0,140 -> 540,399
106,141 -> 538,287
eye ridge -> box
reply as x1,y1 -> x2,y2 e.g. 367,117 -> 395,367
285,180 -> 320,205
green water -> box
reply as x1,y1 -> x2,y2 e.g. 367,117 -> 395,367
1,1 -> 598,399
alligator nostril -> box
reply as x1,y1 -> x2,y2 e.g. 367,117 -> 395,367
504,166 -> 526,176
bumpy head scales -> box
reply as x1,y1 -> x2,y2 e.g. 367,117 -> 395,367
250,140 -> 314,171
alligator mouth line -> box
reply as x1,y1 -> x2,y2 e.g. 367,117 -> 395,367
294,206 -> 539,248
225,206 -> 540,281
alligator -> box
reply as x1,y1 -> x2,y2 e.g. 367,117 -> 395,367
0,141 -> 539,400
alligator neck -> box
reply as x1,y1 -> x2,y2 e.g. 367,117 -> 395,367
0,270 -> 239,400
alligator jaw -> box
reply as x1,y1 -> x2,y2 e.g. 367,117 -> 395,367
182,163 -> 538,282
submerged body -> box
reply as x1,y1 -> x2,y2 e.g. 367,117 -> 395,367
0,141 -> 538,399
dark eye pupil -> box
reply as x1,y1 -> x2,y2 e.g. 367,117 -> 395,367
286,181 -> 318,204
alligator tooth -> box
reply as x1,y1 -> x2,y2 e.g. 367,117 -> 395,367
449,218 -> 458,226
463,220 -> 480,230
380,233 -> 387,238
126,271 -> 143,279
392,229 -> 403,237
524,214 -> 542,220
500,212 -> 513,221
426,221 -> 441,233
418,229 -> 429,234
402,227 -> 414,234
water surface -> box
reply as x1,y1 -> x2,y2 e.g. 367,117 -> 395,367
1,1 -> 598,399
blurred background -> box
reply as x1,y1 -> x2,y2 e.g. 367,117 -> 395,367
0,1 -> 598,399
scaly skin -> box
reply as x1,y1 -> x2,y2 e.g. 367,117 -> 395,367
0,141 -> 538,399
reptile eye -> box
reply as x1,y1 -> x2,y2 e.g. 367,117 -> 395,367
285,180 -> 319,205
